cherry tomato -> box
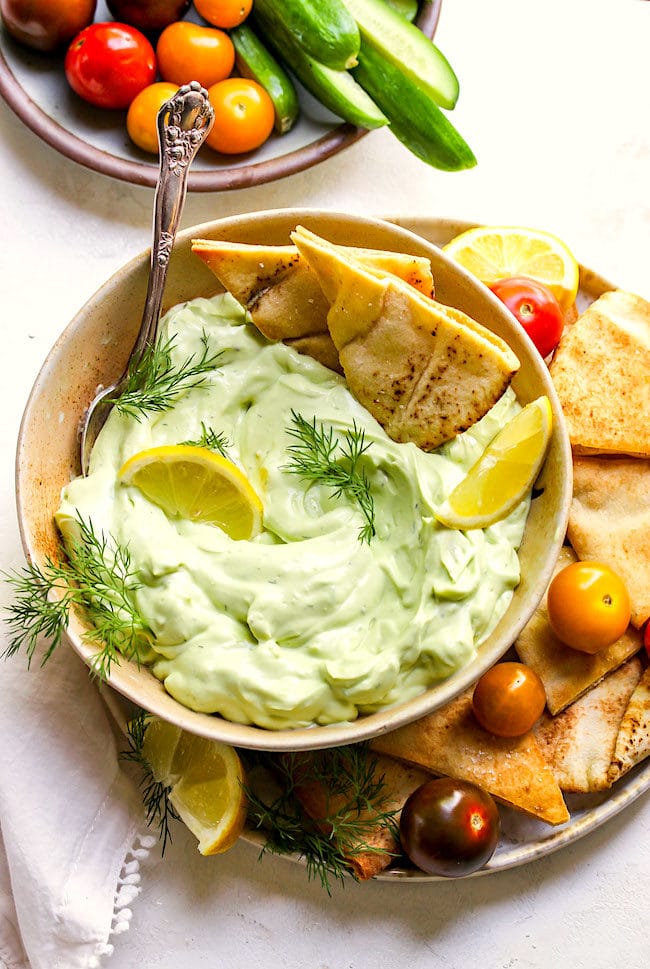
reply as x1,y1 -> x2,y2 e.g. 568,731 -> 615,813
489,276 -> 565,359
644,621 -> 650,658
400,778 -> 500,877
65,23 -> 156,110
206,78 -> 275,154
472,662 -> 546,738
156,21 -> 234,89
126,81 -> 178,154
194,0 -> 252,28
547,560 -> 631,654
105,0 -> 191,33
0,0 -> 96,52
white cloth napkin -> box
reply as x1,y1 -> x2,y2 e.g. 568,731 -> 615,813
0,632 -> 150,969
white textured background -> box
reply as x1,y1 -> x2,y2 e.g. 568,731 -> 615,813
1,1 -> 649,966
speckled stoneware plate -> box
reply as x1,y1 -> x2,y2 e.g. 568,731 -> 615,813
0,1 -> 441,190
15,209 -> 571,752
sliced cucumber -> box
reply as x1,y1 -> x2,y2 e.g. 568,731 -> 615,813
252,6 -> 387,129
352,40 -> 476,170
343,0 -> 459,109
253,0 -> 361,71
231,24 -> 300,135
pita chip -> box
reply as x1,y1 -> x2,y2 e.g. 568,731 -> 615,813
515,545 -> 642,714
534,657 -> 643,792
190,237 -> 434,347
291,226 -> 520,451
607,666 -> 650,785
549,290 -> 650,457
568,456 -> 650,628
289,750 -> 431,880
370,689 -> 569,825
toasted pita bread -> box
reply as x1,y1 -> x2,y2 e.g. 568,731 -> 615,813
515,545 -> 642,713
289,750 -> 431,880
607,666 -> 650,784
191,238 -> 434,345
291,226 -> 520,451
534,657 -> 643,792
567,456 -> 650,628
370,689 -> 569,825
549,290 -> 650,457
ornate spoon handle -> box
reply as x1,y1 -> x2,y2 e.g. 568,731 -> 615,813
131,81 -> 215,363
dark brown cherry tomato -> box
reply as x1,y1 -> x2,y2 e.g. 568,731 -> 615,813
400,778 -> 500,877
0,0 -> 96,52
472,662 -> 546,738
489,276 -> 565,359
106,0 -> 191,33
65,22 -> 157,110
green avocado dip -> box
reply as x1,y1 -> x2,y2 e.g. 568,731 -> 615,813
56,294 -> 530,730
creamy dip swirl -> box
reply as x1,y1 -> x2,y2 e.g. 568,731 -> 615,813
57,294 -> 530,730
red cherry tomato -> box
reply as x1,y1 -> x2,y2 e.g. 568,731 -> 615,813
65,22 -> 157,110
644,621 -> 650,658
489,276 -> 565,359
400,778 -> 500,877
472,662 -> 546,738
547,561 -> 631,654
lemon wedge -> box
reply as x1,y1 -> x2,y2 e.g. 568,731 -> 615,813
142,717 -> 247,855
443,225 -> 579,312
118,445 -> 263,540
434,396 -> 553,530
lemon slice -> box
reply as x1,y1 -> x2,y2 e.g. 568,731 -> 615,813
434,396 -> 553,530
118,445 -> 263,540
142,717 -> 247,855
443,225 -> 579,312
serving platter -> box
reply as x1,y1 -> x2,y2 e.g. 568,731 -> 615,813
96,215 -> 649,883
0,0 -> 441,191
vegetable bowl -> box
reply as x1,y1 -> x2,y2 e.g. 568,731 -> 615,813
0,0 -> 449,190
14,208 -> 572,750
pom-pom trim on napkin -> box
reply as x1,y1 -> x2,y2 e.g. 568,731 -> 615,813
86,832 -> 156,969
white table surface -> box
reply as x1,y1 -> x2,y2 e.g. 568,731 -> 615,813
2,1 -> 649,967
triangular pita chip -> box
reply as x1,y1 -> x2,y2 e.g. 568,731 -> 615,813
191,238 -> 434,351
291,226 -> 520,451
534,657 -> 643,792
549,290 -> 650,457
370,689 -> 569,825
515,545 -> 642,713
567,455 -> 650,628
287,750 -> 431,880
607,666 -> 650,784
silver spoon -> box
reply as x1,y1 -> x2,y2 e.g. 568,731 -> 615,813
79,81 -> 214,475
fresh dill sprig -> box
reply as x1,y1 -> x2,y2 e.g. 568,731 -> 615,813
120,711 -> 179,855
182,422 -> 230,457
112,331 -> 222,421
2,514 -> 152,679
244,745 -> 399,895
283,411 -> 376,543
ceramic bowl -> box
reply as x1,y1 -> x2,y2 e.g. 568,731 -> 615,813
16,208 -> 572,750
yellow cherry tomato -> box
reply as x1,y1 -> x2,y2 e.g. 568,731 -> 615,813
206,78 -> 275,154
547,560 -> 631,654
194,0 -> 253,29
126,82 -> 178,154
156,21 -> 235,89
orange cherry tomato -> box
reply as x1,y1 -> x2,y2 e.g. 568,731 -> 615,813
206,78 -> 274,154
472,662 -> 546,738
547,560 -> 631,654
156,21 -> 235,89
126,81 -> 178,154
194,0 -> 253,28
